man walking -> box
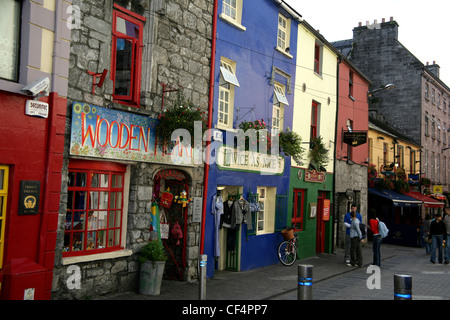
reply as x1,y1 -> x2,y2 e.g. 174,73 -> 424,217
429,213 -> 447,264
344,204 -> 362,265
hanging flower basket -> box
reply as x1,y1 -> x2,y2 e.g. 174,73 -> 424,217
238,119 -> 272,152
279,128 -> 305,164
308,136 -> 329,171
156,93 -> 207,151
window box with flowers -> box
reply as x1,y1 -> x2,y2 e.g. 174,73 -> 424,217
155,94 -> 207,151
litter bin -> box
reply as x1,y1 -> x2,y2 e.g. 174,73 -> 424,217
1,258 -> 47,300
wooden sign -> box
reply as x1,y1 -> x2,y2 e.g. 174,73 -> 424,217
304,170 -> 325,183
18,180 -> 40,215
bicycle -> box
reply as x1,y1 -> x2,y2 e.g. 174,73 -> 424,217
277,227 -> 298,266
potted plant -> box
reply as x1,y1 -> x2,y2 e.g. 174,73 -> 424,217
138,240 -> 167,296
155,93 -> 207,151
308,136 -> 329,171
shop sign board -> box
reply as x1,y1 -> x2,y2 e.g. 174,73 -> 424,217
70,103 -> 200,165
18,180 -> 40,215
304,170 -> 325,183
216,146 -> 285,175
343,130 -> 367,147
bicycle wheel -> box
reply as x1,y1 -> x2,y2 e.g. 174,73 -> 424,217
277,240 -> 297,266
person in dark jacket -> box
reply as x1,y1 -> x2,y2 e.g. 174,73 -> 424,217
429,213 -> 447,264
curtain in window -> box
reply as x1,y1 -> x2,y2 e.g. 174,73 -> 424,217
0,0 -> 21,81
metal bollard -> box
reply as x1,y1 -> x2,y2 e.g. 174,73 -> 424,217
394,274 -> 412,300
298,264 -> 313,300
199,254 -> 207,300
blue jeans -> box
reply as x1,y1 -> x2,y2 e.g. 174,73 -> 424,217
431,235 -> 444,263
372,235 -> 382,266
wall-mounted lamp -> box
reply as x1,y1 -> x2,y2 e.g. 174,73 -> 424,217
377,136 -> 385,140
368,83 -> 396,97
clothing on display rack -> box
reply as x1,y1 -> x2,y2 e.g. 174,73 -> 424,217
211,193 -> 224,257
232,197 -> 252,230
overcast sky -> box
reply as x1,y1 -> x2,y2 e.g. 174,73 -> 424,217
289,0 -> 450,86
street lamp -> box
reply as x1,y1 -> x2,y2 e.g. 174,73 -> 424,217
368,83 -> 396,97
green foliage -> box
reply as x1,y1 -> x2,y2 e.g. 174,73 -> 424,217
308,136 -> 329,171
139,240 -> 167,263
279,128 -> 305,164
155,93 -> 207,151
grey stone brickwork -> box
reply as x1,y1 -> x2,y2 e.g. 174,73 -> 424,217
335,18 -> 450,187
52,0 -> 213,300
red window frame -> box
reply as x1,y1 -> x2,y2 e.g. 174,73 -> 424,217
314,44 -> 320,74
63,160 -> 127,257
292,189 -> 305,231
111,4 -> 145,107
310,101 -> 318,141
349,71 -> 354,97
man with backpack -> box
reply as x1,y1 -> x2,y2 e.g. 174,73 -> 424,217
368,209 -> 388,267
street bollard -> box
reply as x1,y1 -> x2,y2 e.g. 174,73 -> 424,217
394,274 -> 412,300
298,264 -> 313,300
199,254 -> 207,300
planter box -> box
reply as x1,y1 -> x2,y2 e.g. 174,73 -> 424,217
139,261 -> 165,296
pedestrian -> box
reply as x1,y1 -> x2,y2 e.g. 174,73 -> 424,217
349,211 -> 363,267
344,204 -> 362,265
443,210 -> 450,264
423,214 -> 432,255
368,209 -> 382,266
429,213 -> 447,264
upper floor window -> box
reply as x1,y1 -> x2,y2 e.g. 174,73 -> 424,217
0,0 -> 21,81
277,14 -> 290,52
310,101 -> 319,141
425,83 -> 429,100
272,83 -> 287,131
431,88 -> 436,104
218,58 -> 239,129
349,71 -> 354,98
314,43 -> 323,75
111,5 -> 145,107
425,113 -> 430,136
220,0 -> 245,30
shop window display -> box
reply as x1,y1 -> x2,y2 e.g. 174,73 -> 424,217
63,163 -> 125,256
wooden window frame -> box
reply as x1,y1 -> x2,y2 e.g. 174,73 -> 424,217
0,166 -> 9,269
314,44 -> 321,75
63,160 -> 127,257
310,101 -> 318,142
111,4 -> 145,107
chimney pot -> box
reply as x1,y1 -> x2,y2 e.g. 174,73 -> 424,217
382,18 -> 386,23
358,22 -> 362,27
390,16 -> 393,21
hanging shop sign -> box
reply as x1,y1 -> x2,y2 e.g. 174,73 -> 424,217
18,180 -> 40,215
216,146 -> 285,175
69,102 -> 200,165
304,170 -> 325,183
343,130 -> 367,147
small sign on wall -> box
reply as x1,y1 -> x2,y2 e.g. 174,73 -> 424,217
25,100 -> 49,118
18,180 -> 41,215
192,197 -> 202,223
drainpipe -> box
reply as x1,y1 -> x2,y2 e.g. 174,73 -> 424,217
333,56 -> 341,253
200,0 -> 218,255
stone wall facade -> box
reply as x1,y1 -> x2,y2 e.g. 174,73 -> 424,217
52,0 -> 213,300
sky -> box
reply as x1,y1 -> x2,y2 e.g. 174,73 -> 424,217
289,0 -> 450,86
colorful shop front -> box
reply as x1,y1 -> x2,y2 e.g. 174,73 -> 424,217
54,102 -> 204,298
204,147 -> 291,277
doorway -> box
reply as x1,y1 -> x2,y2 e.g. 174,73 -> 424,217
316,191 -> 326,253
154,169 -> 189,280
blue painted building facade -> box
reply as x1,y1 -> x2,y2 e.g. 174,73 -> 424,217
204,0 -> 301,278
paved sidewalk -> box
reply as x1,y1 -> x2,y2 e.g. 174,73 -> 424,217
101,242 -> 449,300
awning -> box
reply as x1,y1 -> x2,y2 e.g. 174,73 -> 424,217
404,192 -> 444,208
368,188 -> 422,207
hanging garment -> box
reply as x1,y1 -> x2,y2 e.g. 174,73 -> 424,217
221,200 -> 234,228
150,202 -> 160,240
171,220 -> 183,245
232,198 -> 252,230
211,194 -> 223,257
